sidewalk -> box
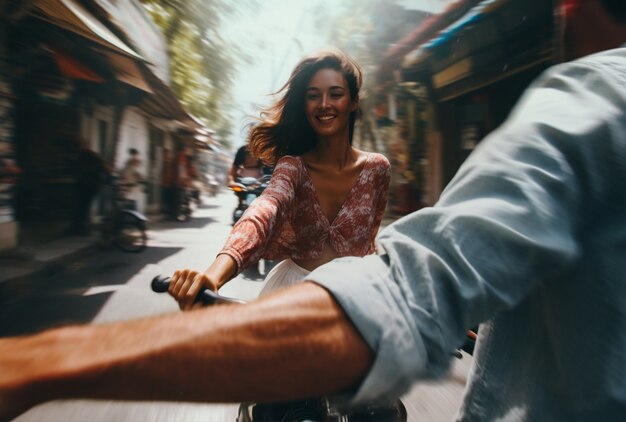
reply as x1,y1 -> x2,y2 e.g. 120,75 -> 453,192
0,232 -> 102,291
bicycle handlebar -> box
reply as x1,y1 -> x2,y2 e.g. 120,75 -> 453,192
151,275 -> 246,305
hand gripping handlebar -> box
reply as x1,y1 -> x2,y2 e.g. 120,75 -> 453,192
151,275 -> 246,305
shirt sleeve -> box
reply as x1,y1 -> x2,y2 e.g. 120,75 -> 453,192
219,156 -> 300,273
305,58 -> 623,404
368,156 -> 391,254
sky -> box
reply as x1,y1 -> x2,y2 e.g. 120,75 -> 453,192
224,0 -> 455,146
398,0 -> 452,12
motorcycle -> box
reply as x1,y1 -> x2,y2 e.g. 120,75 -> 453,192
100,178 -> 148,253
230,174 -> 275,279
231,174 -> 272,225
151,275 -> 407,422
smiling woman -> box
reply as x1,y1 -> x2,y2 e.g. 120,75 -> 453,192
249,50 -> 363,163
166,49 -> 390,307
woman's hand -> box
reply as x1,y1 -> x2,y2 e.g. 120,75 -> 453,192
169,255 -> 238,311
168,269 -> 218,311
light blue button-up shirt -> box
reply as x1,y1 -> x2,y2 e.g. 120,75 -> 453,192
308,45 -> 626,420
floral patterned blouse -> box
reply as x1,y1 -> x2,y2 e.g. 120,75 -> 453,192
219,152 -> 391,273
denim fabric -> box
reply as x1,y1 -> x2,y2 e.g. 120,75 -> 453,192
308,46 -> 626,421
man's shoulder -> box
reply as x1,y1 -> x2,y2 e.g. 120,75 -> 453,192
555,46 -> 626,82
584,46 -> 626,81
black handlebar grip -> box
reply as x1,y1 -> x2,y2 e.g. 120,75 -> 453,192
151,275 -> 246,305
151,274 -> 170,293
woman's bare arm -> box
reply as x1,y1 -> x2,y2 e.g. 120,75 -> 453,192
0,282 -> 374,420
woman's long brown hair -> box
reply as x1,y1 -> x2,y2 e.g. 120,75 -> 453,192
248,50 -> 362,166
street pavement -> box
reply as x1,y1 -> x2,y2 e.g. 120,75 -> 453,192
1,189 -> 471,422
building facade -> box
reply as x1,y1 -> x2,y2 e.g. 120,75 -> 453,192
376,0 -> 557,211
0,0 -> 206,250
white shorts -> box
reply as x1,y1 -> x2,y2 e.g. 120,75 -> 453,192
259,259 -> 311,297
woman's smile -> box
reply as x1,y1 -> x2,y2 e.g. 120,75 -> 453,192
316,113 -> 337,123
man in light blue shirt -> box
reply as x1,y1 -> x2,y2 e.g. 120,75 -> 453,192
1,0 -> 625,421
306,0 -> 626,419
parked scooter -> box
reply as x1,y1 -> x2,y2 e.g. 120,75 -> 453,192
177,186 -> 197,222
151,275 -> 407,422
178,192 -> 191,222
100,177 -> 148,253
231,174 -> 272,225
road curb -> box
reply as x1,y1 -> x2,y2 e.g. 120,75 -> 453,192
0,239 -> 102,300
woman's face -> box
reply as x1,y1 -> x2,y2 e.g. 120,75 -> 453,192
304,68 -> 357,139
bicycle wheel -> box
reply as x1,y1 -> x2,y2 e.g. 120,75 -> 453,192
114,221 -> 147,252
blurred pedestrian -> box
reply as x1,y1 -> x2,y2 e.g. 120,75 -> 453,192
160,148 -> 177,220
119,148 -> 143,210
68,139 -> 109,236
174,147 -> 196,219
186,154 -> 201,204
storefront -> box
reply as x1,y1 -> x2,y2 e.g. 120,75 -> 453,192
435,0 -> 554,185
0,19 -> 19,251
1,0 -> 199,247
374,0 -> 484,211
4,1 -> 144,243
398,0 -> 557,204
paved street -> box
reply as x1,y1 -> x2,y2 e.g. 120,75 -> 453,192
1,190 -> 471,422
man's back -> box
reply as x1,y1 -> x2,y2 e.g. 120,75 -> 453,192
463,47 -> 626,420
430,47 -> 626,420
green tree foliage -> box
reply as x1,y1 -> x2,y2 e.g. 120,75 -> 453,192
139,0 -> 258,146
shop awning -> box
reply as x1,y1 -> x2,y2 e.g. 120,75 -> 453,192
32,0 -> 143,60
139,70 -> 197,126
104,51 -> 152,94
377,0 -> 483,81
48,45 -> 104,82
402,0 -> 554,100
31,0 -> 196,126
421,0 -> 507,53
